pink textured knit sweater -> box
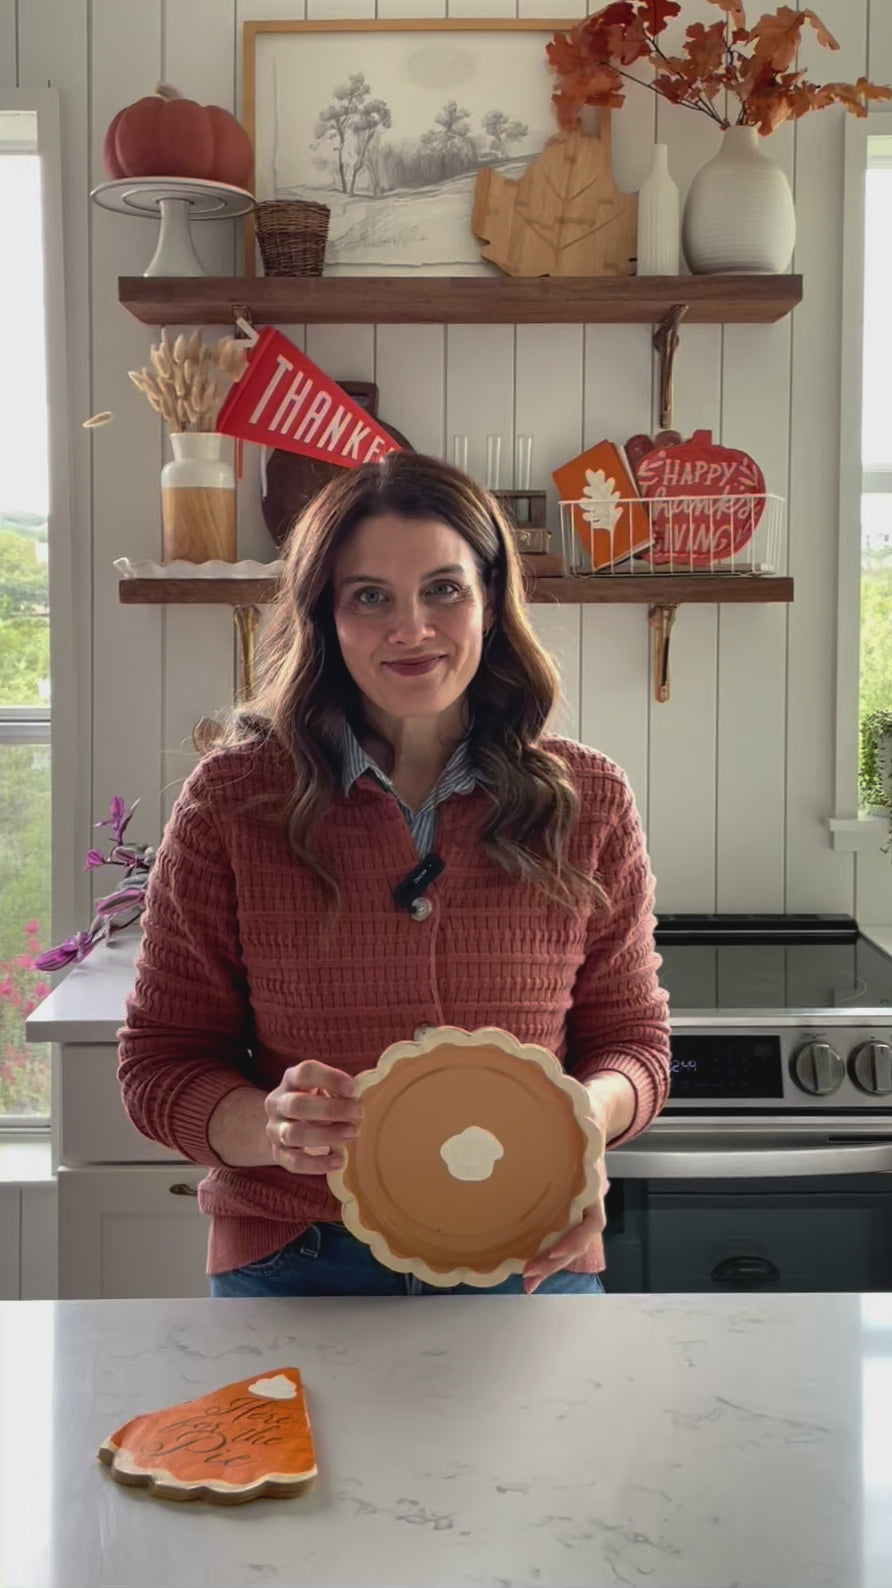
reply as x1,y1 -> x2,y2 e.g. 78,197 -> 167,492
117,735 -> 670,1276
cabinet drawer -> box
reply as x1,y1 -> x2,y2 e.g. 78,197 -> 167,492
59,1044 -> 182,1164
58,1165 -> 209,1299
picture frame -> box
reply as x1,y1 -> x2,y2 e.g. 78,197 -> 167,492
242,19 -> 574,278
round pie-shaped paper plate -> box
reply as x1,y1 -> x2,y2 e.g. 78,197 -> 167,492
327,1026 -> 604,1288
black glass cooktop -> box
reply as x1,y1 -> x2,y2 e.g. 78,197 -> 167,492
654,915 -> 892,1014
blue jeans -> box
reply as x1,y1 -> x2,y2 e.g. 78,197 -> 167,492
209,1222 -> 604,1297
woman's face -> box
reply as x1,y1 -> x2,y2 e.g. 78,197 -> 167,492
332,512 -> 492,726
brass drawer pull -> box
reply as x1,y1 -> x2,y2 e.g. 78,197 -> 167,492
168,1182 -> 198,1197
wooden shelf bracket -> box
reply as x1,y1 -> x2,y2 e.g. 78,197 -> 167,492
649,603 -> 678,704
191,601 -> 261,753
653,304 -> 688,430
234,603 -> 261,700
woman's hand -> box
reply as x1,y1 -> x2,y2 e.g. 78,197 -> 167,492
522,1076 -> 631,1293
265,1061 -> 363,1175
522,1159 -> 607,1293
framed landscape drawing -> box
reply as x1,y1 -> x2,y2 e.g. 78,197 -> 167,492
243,19 -> 572,277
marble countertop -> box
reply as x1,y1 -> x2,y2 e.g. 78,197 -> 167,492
2,1293 -> 891,1588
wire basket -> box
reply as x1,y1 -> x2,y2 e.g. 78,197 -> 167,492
255,200 -> 330,277
558,492 -> 786,577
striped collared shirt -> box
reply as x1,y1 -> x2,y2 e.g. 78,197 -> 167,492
338,718 -> 479,856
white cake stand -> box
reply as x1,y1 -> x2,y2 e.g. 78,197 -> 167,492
90,177 -> 255,277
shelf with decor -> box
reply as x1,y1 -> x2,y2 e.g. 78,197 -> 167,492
118,474 -> 793,705
117,274 -> 803,329
117,573 -> 793,608
115,317 -> 796,704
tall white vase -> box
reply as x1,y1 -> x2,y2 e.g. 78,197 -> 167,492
636,143 -> 680,276
682,124 -> 795,275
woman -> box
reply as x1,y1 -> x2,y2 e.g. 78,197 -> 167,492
118,452 -> 670,1297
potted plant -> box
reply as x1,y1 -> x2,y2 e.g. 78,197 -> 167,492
859,710 -> 892,851
546,0 -> 891,274
34,797 -> 154,971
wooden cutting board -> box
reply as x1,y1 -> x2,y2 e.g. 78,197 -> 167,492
471,112 -> 636,279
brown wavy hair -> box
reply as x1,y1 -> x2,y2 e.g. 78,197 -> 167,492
222,451 -> 606,913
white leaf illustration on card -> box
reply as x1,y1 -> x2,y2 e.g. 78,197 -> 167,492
580,468 -> 622,532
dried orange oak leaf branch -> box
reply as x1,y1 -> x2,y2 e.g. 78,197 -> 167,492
547,0 -> 891,136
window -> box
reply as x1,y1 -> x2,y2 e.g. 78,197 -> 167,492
860,132 -> 892,791
0,107 -> 53,1125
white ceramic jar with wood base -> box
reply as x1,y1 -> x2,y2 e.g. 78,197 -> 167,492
161,432 -> 235,563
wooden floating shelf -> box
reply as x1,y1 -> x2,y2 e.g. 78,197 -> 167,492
118,575 -> 794,607
118,274 -> 803,328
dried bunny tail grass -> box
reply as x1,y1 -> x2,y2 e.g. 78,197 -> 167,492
83,411 -> 113,428
132,328 -> 245,430
215,339 -> 249,379
131,370 -> 178,424
150,343 -> 172,379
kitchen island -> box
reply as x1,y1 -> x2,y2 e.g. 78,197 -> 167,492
2,1292 -> 889,1588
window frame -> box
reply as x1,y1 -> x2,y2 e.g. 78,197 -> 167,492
1,89 -> 79,1137
829,105 -> 892,851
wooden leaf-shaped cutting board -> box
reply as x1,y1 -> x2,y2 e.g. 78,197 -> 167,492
98,1368 -> 317,1504
471,115 -> 636,279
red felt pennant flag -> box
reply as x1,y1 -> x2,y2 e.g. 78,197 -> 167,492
216,327 -> 403,469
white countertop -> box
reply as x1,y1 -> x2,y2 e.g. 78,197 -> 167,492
2,1292 -> 891,1588
24,932 -> 142,1043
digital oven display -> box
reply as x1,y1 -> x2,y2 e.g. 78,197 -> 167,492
669,1035 -> 784,1099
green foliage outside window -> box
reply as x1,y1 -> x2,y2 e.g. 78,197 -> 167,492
860,546 -> 892,828
1,522 -> 51,1116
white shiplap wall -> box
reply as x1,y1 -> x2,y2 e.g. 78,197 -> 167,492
5,0 -> 892,920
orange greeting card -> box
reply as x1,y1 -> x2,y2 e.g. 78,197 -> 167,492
552,440 -> 652,570
98,1367 -> 317,1504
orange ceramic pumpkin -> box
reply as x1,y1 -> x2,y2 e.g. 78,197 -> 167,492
103,83 -> 253,189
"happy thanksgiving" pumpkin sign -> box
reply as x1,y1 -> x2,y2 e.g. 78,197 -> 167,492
632,429 -> 766,567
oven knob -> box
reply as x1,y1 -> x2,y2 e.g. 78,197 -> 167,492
850,1041 -> 892,1096
790,1041 -> 845,1095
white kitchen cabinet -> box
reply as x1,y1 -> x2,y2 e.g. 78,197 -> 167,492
25,940 -> 214,1300
0,1142 -> 58,1299
59,1043 -> 181,1165
0,1190 -> 20,1299
57,1164 -> 209,1299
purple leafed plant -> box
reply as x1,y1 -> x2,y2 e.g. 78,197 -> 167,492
35,797 -> 155,971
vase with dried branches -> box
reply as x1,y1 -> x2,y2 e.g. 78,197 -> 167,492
547,0 -> 891,274
129,329 -> 248,563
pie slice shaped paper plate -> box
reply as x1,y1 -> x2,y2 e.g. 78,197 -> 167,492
98,1368 -> 316,1504
327,1025 -> 604,1288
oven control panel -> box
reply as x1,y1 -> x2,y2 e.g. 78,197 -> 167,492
666,1029 -> 892,1109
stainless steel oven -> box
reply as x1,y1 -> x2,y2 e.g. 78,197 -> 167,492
602,915 -> 892,1293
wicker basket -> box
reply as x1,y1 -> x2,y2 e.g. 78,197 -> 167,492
255,200 -> 330,277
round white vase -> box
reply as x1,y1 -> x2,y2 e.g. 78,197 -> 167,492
682,124 -> 795,275
161,432 -> 236,563
636,143 -> 680,276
